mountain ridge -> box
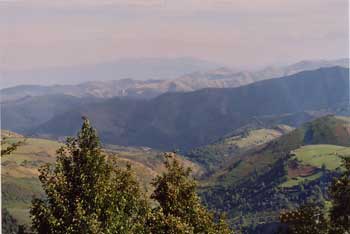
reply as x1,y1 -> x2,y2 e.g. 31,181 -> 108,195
2,58 -> 348,102
23,66 -> 349,150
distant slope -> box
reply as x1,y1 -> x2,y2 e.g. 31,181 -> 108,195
200,115 -> 350,230
1,94 -> 103,133
31,67 -> 349,150
1,79 -> 166,102
2,58 -> 348,101
1,134 -> 201,225
208,115 -> 350,186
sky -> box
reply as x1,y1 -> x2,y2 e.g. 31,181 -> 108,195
0,0 -> 349,72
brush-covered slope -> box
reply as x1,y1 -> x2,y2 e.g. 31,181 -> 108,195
32,67 -> 349,150
186,125 -> 294,173
1,132 -> 201,225
200,116 -> 350,230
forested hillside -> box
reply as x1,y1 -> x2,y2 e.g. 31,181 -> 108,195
199,116 -> 350,232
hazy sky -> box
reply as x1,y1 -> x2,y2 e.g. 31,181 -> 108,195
0,0 -> 349,71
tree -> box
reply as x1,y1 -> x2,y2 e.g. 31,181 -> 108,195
2,208 -> 20,234
146,153 -> 232,234
328,157 -> 350,233
280,204 -> 328,234
1,136 -> 24,157
30,117 -> 149,234
280,157 -> 350,234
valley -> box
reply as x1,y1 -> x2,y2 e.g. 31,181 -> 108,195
2,1 -> 349,233
1,66 -> 349,233
2,115 -> 350,233
1,133 -> 202,225
2,66 -> 348,151
199,116 -> 350,231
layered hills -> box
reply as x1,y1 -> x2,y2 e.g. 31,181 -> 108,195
199,115 -> 350,231
2,58 -> 348,102
2,60 -> 349,233
3,115 -> 350,233
22,66 -> 349,150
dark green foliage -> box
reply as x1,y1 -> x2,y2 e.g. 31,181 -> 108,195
329,157 -> 350,233
280,205 -> 328,234
147,153 -> 232,234
2,209 -> 19,234
30,119 -> 233,233
303,116 -> 350,146
280,157 -> 350,234
1,137 -> 24,156
200,116 -> 350,231
30,118 -> 149,234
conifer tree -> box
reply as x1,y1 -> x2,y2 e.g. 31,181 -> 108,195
30,117 -> 149,234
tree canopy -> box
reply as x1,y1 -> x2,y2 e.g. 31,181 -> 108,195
280,156 -> 350,234
30,118 -> 232,234
147,153 -> 232,234
30,118 -> 148,234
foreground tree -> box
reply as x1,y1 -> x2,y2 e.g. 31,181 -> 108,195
328,157 -> 350,233
146,153 -> 232,234
30,118 -> 148,234
1,136 -> 24,157
280,157 -> 350,234
280,204 -> 328,234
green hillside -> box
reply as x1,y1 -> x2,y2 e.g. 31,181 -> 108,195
199,115 -> 350,231
294,144 -> 349,170
280,144 -> 350,188
186,125 -> 294,173
1,134 -> 201,226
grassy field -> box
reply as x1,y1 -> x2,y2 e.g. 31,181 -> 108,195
293,144 -> 350,170
280,144 -> 350,188
222,126 -> 293,149
280,172 -> 322,188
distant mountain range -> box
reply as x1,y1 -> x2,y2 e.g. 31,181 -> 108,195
3,66 -> 346,150
2,58 -> 348,102
1,57 -> 220,89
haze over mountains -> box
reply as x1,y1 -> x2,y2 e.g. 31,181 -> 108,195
2,0 -> 349,232
2,60 -> 350,234
1,57 -> 220,89
1,58 -> 348,102
3,66 -> 348,151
